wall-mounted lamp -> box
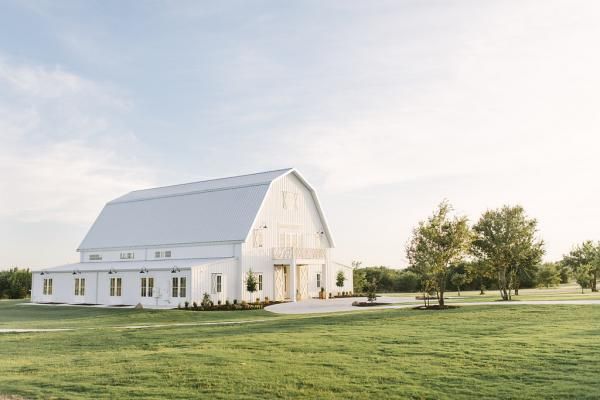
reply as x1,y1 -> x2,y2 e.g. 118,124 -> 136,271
108,268 -> 117,275
139,267 -> 149,274
171,266 -> 181,273
40,271 -> 46,276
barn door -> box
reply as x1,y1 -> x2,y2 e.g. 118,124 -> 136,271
297,265 -> 309,300
211,273 -> 225,303
274,266 -> 285,301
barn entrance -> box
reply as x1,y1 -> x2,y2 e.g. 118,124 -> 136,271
273,264 -> 309,301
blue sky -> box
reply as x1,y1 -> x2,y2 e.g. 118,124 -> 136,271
1,1 -> 599,268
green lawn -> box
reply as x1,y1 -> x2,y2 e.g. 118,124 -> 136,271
384,282 -> 600,303
2,300 -> 600,399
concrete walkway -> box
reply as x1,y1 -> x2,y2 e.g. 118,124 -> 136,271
265,296 -> 413,314
265,297 -> 600,314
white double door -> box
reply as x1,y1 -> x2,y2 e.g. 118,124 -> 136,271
273,265 -> 308,301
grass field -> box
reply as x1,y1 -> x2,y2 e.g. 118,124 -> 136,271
385,282 -> 600,303
1,300 -> 600,399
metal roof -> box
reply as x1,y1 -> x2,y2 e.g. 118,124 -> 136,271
110,168 -> 293,204
39,258 -> 233,273
78,169 -> 292,251
77,167 -> 335,251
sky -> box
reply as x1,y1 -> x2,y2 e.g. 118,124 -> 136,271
1,0 -> 599,269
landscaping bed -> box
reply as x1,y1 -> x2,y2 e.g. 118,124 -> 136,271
352,301 -> 392,307
178,299 -> 285,311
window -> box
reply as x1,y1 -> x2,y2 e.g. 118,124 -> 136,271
316,273 -> 321,288
211,274 -> 222,294
120,252 -> 134,260
253,229 -> 264,248
282,191 -> 299,210
43,278 -> 53,295
172,277 -> 186,297
89,254 -> 102,261
110,278 -> 122,297
278,231 -> 304,248
172,277 -> 179,297
154,250 -> 172,258
258,274 -> 263,291
141,277 -> 154,297
179,277 -> 186,297
74,278 -> 85,296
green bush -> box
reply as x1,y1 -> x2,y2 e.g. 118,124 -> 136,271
0,267 -> 32,299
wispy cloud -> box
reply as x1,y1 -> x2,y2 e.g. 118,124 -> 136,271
0,57 -> 154,224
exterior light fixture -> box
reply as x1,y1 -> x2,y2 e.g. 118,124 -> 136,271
108,268 -> 117,275
140,267 -> 149,274
171,266 -> 181,273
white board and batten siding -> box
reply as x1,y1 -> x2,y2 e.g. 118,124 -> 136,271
190,258 -> 238,304
239,172 -> 339,301
33,168 -> 351,306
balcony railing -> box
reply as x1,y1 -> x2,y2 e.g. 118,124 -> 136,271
272,247 -> 326,260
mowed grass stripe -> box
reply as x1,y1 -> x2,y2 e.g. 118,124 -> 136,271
1,304 -> 600,399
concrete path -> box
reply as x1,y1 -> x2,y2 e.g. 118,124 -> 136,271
265,296 -> 413,314
265,297 -> 600,314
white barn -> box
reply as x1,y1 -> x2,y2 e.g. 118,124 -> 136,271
31,168 -> 353,307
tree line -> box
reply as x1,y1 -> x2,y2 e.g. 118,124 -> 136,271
353,201 -> 600,307
0,267 -> 32,299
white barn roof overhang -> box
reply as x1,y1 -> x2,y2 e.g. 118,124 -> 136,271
37,257 -> 234,274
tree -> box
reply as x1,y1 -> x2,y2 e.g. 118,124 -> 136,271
472,205 -> 544,301
397,271 -> 419,292
406,201 -> 472,307
365,278 -> 378,303
352,264 -> 367,293
450,273 -> 468,296
0,268 -> 31,299
562,241 -> 600,292
246,269 -> 258,300
536,263 -> 561,288
336,271 -> 346,294
575,267 -> 592,294
557,262 -> 571,284
465,260 -> 492,295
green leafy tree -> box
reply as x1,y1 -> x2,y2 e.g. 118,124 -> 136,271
0,268 -> 31,299
536,263 -> 561,288
472,205 -> 544,301
562,241 -> 600,292
397,271 -> 419,292
336,271 -> 346,294
246,269 -> 258,299
406,201 -> 472,307
352,263 -> 367,293
365,278 -> 378,303
450,272 -> 469,296
465,260 -> 493,295
557,263 -> 571,284
575,266 -> 592,294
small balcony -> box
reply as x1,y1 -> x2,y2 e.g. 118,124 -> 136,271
272,247 -> 326,262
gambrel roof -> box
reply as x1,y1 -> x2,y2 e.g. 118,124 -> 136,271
78,168 -> 334,251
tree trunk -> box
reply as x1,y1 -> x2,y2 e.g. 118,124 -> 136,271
457,287 -> 461,297
438,290 -> 445,307
592,271 -> 598,292
498,269 -> 509,301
